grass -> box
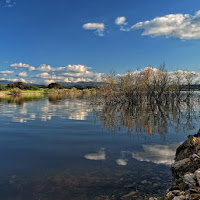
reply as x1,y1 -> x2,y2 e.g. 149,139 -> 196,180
0,88 -> 98,97
21,89 -> 48,94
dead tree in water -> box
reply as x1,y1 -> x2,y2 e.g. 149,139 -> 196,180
99,64 -> 194,107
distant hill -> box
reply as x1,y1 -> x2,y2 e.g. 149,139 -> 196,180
0,80 -> 103,89
0,80 -> 15,85
0,80 -> 39,86
59,81 -> 103,89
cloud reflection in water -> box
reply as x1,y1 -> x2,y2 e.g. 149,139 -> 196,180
84,148 -> 106,161
116,159 -> 128,166
0,97 -> 92,123
132,143 -> 181,165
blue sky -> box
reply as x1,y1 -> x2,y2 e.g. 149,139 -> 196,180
1,0 -> 200,84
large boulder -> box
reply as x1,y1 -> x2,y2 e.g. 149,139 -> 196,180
164,129 -> 200,200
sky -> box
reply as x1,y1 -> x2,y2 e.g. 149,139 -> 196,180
1,0 -> 200,84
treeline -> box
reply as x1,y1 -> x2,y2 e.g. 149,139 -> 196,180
0,82 -> 40,90
0,81 -> 98,97
0,81 -> 99,91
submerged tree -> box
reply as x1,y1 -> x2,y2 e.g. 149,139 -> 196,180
99,64 -> 193,106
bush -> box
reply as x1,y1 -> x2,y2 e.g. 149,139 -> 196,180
99,64 -> 192,106
48,82 -> 62,89
10,88 -> 22,96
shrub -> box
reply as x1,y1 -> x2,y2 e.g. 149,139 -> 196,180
10,88 -> 22,96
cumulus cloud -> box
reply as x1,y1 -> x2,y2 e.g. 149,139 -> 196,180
44,80 -> 55,85
115,16 -> 130,31
17,71 -> 27,77
83,23 -> 105,36
19,78 -> 26,83
0,70 -> 14,75
54,64 -> 103,83
132,10 -> 200,39
67,64 -> 90,73
84,148 -> 106,161
10,63 -> 35,71
33,64 -> 103,84
37,64 -> 54,72
56,65 -> 90,75
35,72 -> 63,80
115,16 -> 127,25
0,77 -> 28,83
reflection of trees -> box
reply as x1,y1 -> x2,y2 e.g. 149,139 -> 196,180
48,94 -> 64,104
93,99 -> 200,135
0,95 -> 44,106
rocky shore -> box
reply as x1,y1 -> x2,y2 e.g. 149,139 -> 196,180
163,129 -> 200,200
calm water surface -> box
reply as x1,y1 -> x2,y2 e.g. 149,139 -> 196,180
0,95 -> 199,200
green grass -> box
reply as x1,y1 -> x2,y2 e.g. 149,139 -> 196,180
0,88 -> 98,97
21,89 -> 47,94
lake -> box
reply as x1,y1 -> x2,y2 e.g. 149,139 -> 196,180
0,94 -> 199,200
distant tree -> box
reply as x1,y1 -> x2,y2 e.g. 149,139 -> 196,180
14,82 -> 25,89
0,81 -> 2,91
48,82 -> 62,89
7,83 -> 14,89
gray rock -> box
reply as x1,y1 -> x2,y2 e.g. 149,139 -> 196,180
194,168 -> 200,186
166,191 -> 175,198
183,173 -> 196,188
171,158 -> 190,170
173,195 -> 186,200
191,154 -> 200,159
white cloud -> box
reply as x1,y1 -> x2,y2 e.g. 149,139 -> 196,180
19,78 -> 26,83
54,64 -> 103,82
115,16 -> 130,31
132,10 -> 200,39
115,16 -> 127,25
0,70 -> 14,75
10,63 -> 35,71
67,64 -> 90,73
4,0 -> 16,8
84,148 -> 106,161
35,72 -> 63,80
37,64 -> 54,72
8,62 -> 103,84
83,23 -> 105,36
63,77 -> 93,83
0,78 -> 18,82
17,72 -> 27,77
36,72 -> 50,78
0,77 -> 27,83
56,65 -> 90,73
44,80 -> 55,85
